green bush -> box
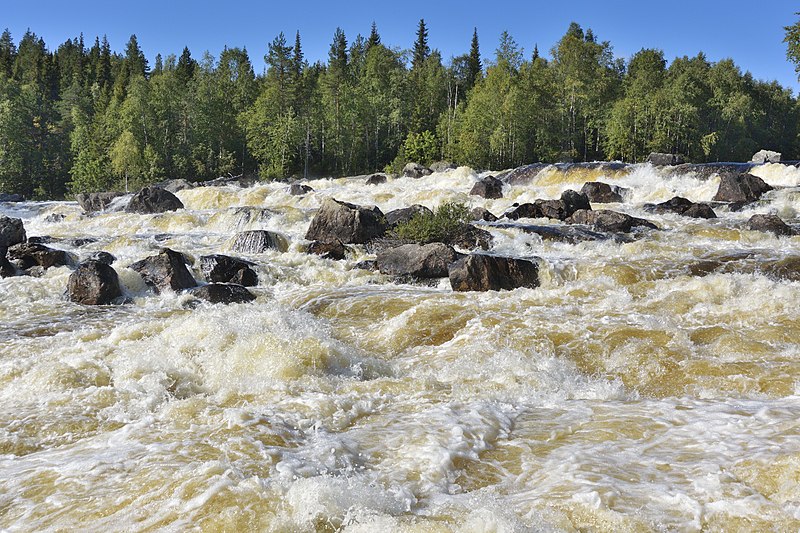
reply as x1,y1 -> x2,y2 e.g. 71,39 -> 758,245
394,201 -> 471,243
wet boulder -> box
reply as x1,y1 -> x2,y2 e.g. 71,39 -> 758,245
712,173 -> 773,203
376,242 -> 460,278
429,161 -> 457,173
86,251 -> 116,265
567,209 -> 658,232
446,224 -> 493,251
470,207 -> 498,222
365,174 -> 387,185
449,254 -> 540,292
155,179 -> 195,193
231,230 -> 288,253
289,183 -> 313,196
75,192 -> 126,213
67,260 -> 123,305
402,162 -> 432,179
199,254 -> 258,286
129,248 -> 197,293
647,153 -> 685,166
646,196 -> 716,219
125,186 -> 184,214
0,254 -> 14,278
0,215 -> 26,248
469,176 -> 503,199
581,181 -> 625,203
747,214 -> 796,236
385,205 -> 433,228
751,150 -> 781,164
186,283 -> 256,304
503,203 -> 540,220
305,198 -> 387,244
306,240 -> 347,260
7,242 -> 71,270
560,189 -> 591,216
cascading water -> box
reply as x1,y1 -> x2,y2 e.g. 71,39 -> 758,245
1,163 -> 799,531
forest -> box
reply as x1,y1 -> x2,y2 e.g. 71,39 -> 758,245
0,20 -> 798,199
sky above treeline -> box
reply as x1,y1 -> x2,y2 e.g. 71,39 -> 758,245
6,0 -> 800,92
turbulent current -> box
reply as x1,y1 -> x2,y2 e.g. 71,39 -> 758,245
1,163 -> 800,532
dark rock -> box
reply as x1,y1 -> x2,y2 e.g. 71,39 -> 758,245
306,240 -> 347,260
712,173 -> 773,203
447,224 -> 493,251
365,174 -> 387,185
747,214 -> 795,236
87,251 -> 116,265
385,205 -> 433,228
7,243 -> 71,269
155,179 -> 195,193
0,193 -> 24,202
503,191 -> 588,222
751,150 -> 781,164
187,283 -> 256,304
449,254 -> 540,292
305,198 -> 387,244
199,174 -> 257,188
129,248 -> 197,293
67,260 -> 123,305
230,206 -> 275,226
682,203 -> 717,219
491,222 -> 615,244
560,189 -> 591,216
199,254 -> 258,286
402,162 -> 432,179
566,209 -> 658,232
75,192 -> 126,213
125,186 -> 184,214
646,196 -> 716,219
0,253 -> 14,278
231,230 -> 289,253
647,153 -> 685,166
429,161 -> 457,173
70,238 -> 99,247
503,203 -> 540,220
290,183 -> 314,196
376,243 -> 460,278
44,213 -> 67,223
0,215 -> 26,248
469,176 -> 503,199
470,207 -> 498,222
354,260 -> 378,271
764,257 -> 800,281
581,181 -> 624,203
669,163 -> 756,180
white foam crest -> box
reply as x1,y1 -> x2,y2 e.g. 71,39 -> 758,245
749,163 -> 800,187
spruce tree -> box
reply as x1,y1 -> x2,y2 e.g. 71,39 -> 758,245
466,27 -> 481,91
175,46 -> 196,85
0,29 -> 16,77
367,22 -> 381,49
412,19 -> 429,70
124,34 -> 148,79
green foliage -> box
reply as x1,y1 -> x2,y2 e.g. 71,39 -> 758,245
394,201 -> 471,244
785,14 -> 800,76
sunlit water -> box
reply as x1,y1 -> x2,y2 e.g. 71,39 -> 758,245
1,163 -> 800,531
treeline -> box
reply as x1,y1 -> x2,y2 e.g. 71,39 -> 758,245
0,21 -> 797,199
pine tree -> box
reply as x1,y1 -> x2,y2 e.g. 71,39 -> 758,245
412,19 -> 429,70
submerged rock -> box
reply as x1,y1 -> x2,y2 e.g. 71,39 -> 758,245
469,176 -> 503,199
429,161 -> 457,173
402,162 -> 432,179
470,207 -> 498,222
712,173 -> 773,203
305,198 -> 387,244
125,186 -> 184,214
566,209 -> 658,232
491,222 -> 614,244
581,181 -> 625,203
504,190 -> 590,222
446,224 -> 494,251
385,205 -> 433,228
306,240 -> 347,260
365,174 -> 387,185
86,251 -> 116,265
75,192 -> 126,213
376,242 -> 460,278
0,215 -> 26,248
199,254 -> 258,286
751,150 -> 781,164
67,260 -> 123,305
8,242 -> 71,270
231,230 -> 289,253
289,183 -> 313,196
646,196 -> 716,219
187,283 -> 256,304
747,214 -> 795,236
449,254 -> 540,292
129,248 -> 197,293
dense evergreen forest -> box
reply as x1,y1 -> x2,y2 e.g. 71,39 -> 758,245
0,20 -> 798,199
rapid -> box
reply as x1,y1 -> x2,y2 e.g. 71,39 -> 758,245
1,162 -> 800,532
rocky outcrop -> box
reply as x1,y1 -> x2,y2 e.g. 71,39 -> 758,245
187,283 -> 256,304
289,183 -> 313,196
306,240 -> 347,260
470,207 -> 498,222
449,254 -> 540,292
199,254 -> 258,286
0,215 -> 26,248
504,190 -> 590,221
376,243 -> 460,278
581,181 -> 625,203
469,176 -> 503,199
305,198 -> 387,244
129,248 -> 197,293
566,209 -> 658,232
385,205 -> 433,228
647,153 -> 685,166
125,186 -> 184,214
365,174 -> 387,185
751,150 -> 781,164
747,214 -> 795,236
646,196 -> 716,219
8,243 -> 71,270
67,260 -> 123,305
231,230 -> 289,253
75,192 -> 126,213
712,173 -> 773,203
402,162 -> 432,179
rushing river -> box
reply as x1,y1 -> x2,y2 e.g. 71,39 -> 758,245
1,163 -> 800,532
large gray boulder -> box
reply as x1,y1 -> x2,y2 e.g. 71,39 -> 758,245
747,214 -> 795,236
187,283 -> 255,304
712,173 -> 773,203
67,260 -> 123,305
125,186 -> 184,214
0,215 -> 26,248
129,248 -> 197,293
305,198 -> 387,244
469,176 -> 503,199
581,182 -> 625,203
647,153 -> 685,166
449,254 -> 540,292
376,243 -> 460,278
751,150 -> 781,164
385,205 -> 433,228
199,254 -> 258,286
75,192 -> 126,213
566,209 -> 658,232
231,230 -> 289,253
402,162 -> 432,179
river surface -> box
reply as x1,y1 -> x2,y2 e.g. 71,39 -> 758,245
1,163 -> 800,532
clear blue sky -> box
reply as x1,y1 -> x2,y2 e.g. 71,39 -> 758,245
4,0 -> 800,92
